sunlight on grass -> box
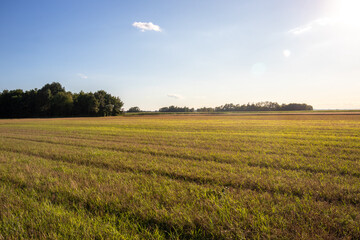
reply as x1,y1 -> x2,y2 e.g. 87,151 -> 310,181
0,114 -> 359,239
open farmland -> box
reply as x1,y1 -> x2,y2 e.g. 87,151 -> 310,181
0,113 -> 360,239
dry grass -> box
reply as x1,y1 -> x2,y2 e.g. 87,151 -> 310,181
0,113 -> 359,239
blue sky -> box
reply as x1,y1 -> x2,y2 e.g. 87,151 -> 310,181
1,0 -> 359,110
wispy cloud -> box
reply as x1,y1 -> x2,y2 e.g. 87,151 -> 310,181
167,94 -> 183,99
77,73 -> 88,79
288,18 -> 332,35
132,22 -> 162,32
289,25 -> 313,35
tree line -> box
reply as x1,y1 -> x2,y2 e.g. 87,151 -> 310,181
0,82 -> 124,118
157,101 -> 313,113
159,106 -> 195,112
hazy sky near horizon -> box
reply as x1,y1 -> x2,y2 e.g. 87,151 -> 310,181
1,0 -> 359,110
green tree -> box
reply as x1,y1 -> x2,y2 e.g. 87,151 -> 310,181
104,104 -> 114,116
36,89 -> 52,116
40,82 -> 65,95
51,92 -> 73,116
127,106 -> 141,112
109,96 -> 123,116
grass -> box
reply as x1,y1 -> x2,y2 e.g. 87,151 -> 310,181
0,113 -> 359,239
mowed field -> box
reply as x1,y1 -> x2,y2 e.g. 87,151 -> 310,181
0,113 -> 360,239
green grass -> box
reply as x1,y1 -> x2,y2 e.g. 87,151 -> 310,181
0,114 -> 359,239
124,110 -> 360,116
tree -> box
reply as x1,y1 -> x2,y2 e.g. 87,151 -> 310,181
212,102 -> 313,112
40,82 -> 65,95
280,103 -> 313,111
0,89 -> 25,117
196,107 -> 214,112
94,90 -> 108,116
0,83 -> 124,118
104,104 -> 114,116
109,96 -> 123,116
73,92 -> 99,116
94,90 -> 123,116
127,106 -> 141,112
23,89 -> 38,117
159,106 -> 194,112
36,89 -> 52,116
51,92 -> 73,116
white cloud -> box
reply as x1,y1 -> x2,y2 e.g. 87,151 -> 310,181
167,94 -> 182,99
283,49 -> 291,58
132,22 -> 162,32
289,25 -> 313,35
77,73 -> 88,79
288,18 -> 332,35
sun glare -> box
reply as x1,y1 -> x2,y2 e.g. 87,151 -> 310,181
332,0 -> 360,26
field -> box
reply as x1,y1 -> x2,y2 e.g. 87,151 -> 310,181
0,113 -> 360,239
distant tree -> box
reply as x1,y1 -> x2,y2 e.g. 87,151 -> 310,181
196,107 -> 214,112
280,103 -> 313,111
127,106 -> 141,112
213,102 -> 312,112
159,106 -> 169,112
159,106 -> 194,112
